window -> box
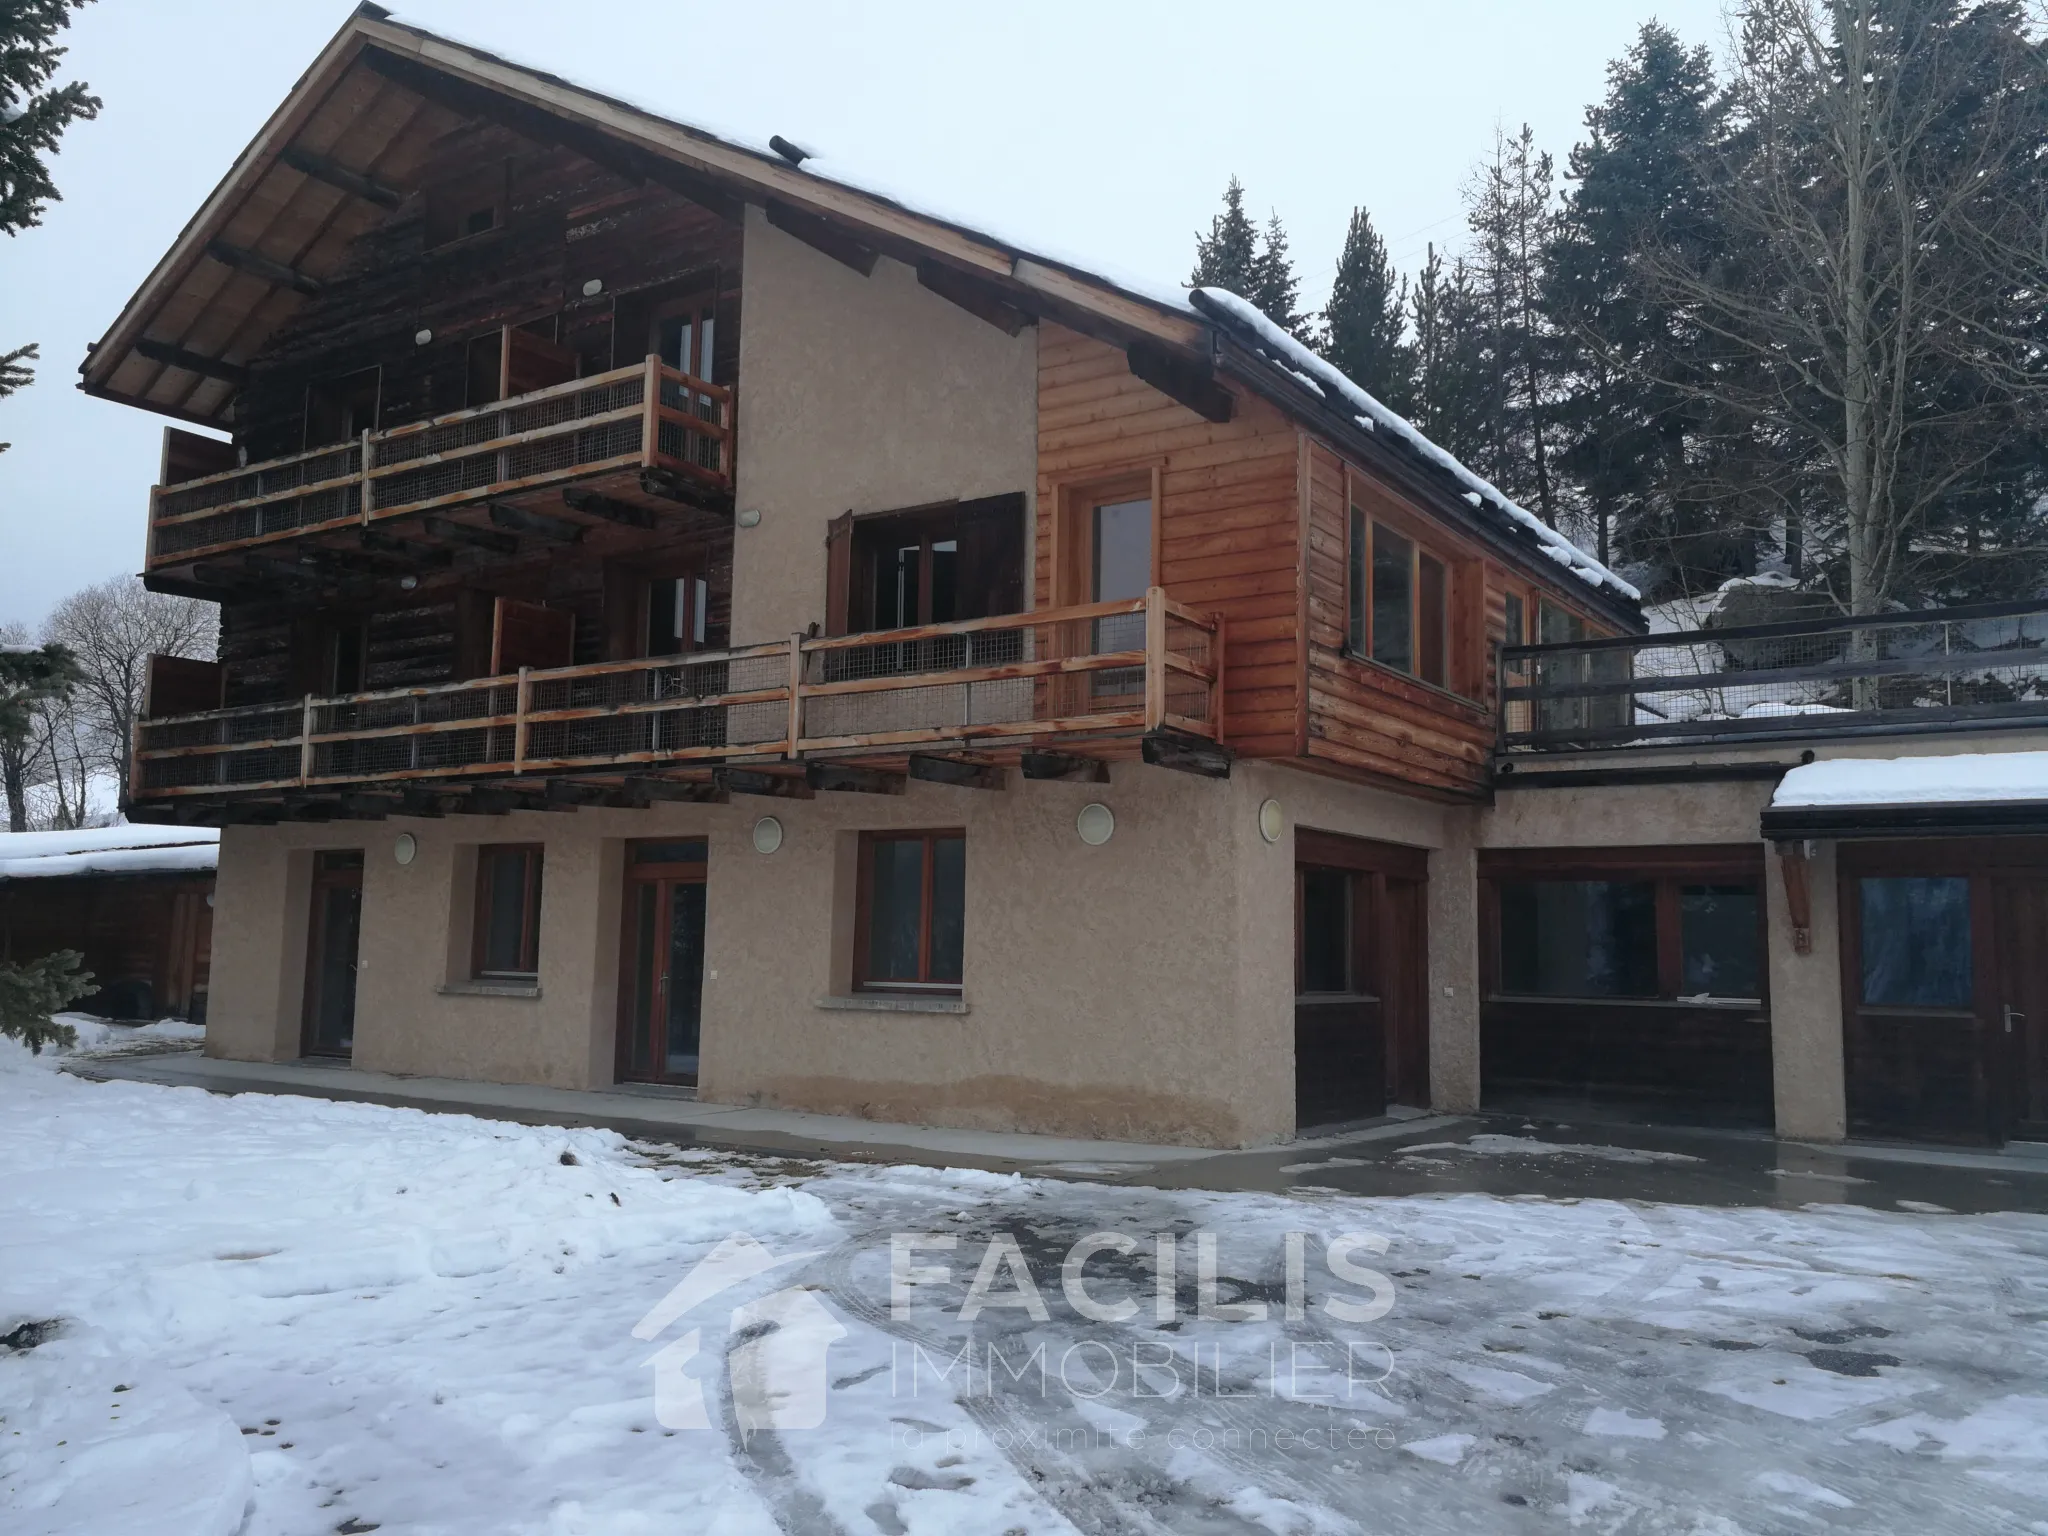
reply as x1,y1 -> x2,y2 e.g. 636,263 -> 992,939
1499,880 -> 1659,998
1298,868 -> 1354,994
473,844 -> 544,979
835,495 -> 1026,636
424,164 -> 507,249
646,575 -> 708,656
1502,591 -> 1527,647
1860,877 -> 1972,1008
855,831 -> 966,992
303,368 -> 380,449
1491,857 -> 1765,1004
1348,509 -> 1455,691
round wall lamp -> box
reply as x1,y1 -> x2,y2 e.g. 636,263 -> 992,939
581,277 -> 604,297
393,831 -> 418,866
751,816 -> 784,855
736,508 -> 763,529
1075,802 -> 1115,846
414,327 -> 433,346
1257,799 -> 1285,844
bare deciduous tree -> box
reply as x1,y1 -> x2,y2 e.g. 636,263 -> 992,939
1642,0 -> 2048,614
42,577 -> 217,803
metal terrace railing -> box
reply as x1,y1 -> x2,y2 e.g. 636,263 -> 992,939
1500,599 -> 2048,752
131,590 -> 1223,800
145,356 -> 732,567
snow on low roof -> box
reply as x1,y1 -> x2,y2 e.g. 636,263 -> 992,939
1771,751 -> 2048,809
0,824 -> 220,882
1189,290 -> 1641,603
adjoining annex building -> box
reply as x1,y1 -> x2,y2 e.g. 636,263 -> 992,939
89,7 -> 2048,1148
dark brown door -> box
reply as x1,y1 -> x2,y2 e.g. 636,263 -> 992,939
1994,876 -> 2048,1142
302,851 -> 364,1058
618,840 -> 709,1086
1292,832 -> 1430,1130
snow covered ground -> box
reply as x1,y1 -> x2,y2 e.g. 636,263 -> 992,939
5,1034 -> 2048,1534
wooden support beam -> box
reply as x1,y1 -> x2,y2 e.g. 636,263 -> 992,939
765,198 -> 878,276
916,260 -> 1032,336
280,792 -> 341,822
625,775 -> 729,806
908,754 -> 1007,792
359,46 -> 745,223
805,761 -> 907,796
545,779 -> 633,809
714,766 -> 815,800
205,238 -> 323,296
454,787 -> 518,816
1776,841 -> 1814,955
1140,729 -> 1233,779
489,502 -> 584,544
134,339 -> 247,386
397,788 -> 449,818
354,530 -> 453,568
277,143 -> 403,208
1127,341 -> 1233,425
1020,751 -> 1110,784
562,486 -> 655,529
209,800 -> 283,826
340,792 -> 400,819
639,466 -> 734,515
421,516 -> 520,555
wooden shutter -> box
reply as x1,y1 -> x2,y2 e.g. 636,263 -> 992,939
954,493 -> 1026,621
159,427 -> 236,486
603,562 -> 647,660
490,598 -> 575,674
143,655 -> 223,719
824,510 -> 854,636
500,325 -> 577,398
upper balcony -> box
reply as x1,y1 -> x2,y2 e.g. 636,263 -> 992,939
1500,599 -> 2048,756
129,591 -> 1226,816
144,357 -> 731,581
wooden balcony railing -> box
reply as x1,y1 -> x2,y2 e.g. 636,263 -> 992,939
145,356 -> 732,569
131,590 -> 1222,801
1500,598 -> 2048,751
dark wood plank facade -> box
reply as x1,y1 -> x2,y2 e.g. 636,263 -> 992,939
0,872 -> 214,1020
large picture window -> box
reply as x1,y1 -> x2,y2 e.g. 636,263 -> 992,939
1487,850 -> 1766,1004
855,831 -> 966,992
1347,505 -> 1454,692
473,844 -> 544,979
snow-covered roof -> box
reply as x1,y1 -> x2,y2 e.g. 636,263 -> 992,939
1772,752 -> 2048,810
1189,290 -> 1640,603
0,824 -> 220,882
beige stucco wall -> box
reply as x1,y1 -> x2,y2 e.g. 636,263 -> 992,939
728,207 -> 1039,641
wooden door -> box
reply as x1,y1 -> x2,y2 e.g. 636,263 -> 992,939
1383,876 -> 1430,1106
302,851 -> 364,1059
1295,863 -> 1384,1130
618,840 -> 709,1086
1994,876 -> 2048,1142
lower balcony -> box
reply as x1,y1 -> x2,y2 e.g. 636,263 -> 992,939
130,592 -> 1226,818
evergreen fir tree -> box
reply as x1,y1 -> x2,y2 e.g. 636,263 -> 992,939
1190,176 -> 1261,300
1465,125 -> 1561,523
1408,245 -> 1492,469
1321,206 -> 1412,409
1249,212 -> 1311,343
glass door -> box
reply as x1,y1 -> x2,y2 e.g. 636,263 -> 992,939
619,840 -> 708,1085
1091,493 -> 1151,696
302,850 -> 363,1058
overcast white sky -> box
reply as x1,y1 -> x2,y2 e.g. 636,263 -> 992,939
0,0 -> 1731,631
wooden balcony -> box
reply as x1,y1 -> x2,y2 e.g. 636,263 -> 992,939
1501,599 -> 2048,753
144,357 -> 732,577
130,591 -> 1225,812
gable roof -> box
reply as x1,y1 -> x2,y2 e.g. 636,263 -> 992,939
80,3 -> 1640,625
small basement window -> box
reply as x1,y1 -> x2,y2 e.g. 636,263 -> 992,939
473,844 -> 544,979
855,830 -> 965,993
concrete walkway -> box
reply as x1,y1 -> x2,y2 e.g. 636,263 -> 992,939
68,1045 -> 2048,1213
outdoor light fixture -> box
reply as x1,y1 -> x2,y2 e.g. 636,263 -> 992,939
736,508 -> 762,528
398,574 -> 419,591
393,832 -> 417,866
414,328 -> 433,345
752,816 -> 783,854
582,277 -> 603,296
1075,802 -> 1114,846
1258,799 -> 1284,844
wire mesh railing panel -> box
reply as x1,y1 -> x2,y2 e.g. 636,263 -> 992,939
1501,603 -> 2048,749
154,480 -> 363,557
155,443 -> 360,522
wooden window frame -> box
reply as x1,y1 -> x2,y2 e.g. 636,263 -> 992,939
1342,472 -> 1467,699
1478,845 -> 1768,1005
1050,468 -> 1160,608
852,829 -> 966,994
472,843 -> 544,980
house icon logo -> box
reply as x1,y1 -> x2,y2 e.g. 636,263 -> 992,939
633,1232 -> 848,1432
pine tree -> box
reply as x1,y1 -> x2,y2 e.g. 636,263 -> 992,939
1465,125 -> 1561,523
1408,245 -> 1492,469
0,641 -> 79,831
0,949 -> 95,1054
1191,178 -> 1312,342
1321,207 -> 1412,409
1546,23 -> 1731,592
1,1 -> 98,456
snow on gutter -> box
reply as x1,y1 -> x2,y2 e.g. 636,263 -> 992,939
1188,288 -> 1641,603
0,825 -> 221,882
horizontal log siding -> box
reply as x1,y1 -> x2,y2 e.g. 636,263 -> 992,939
1036,325 -> 1301,757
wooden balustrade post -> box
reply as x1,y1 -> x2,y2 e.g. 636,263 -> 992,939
1211,611 -> 1228,742
642,353 -> 661,469
786,634 -> 805,758
359,426 -> 374,525
298,694 -> 316,786
513,666 -> 532,774
1143,586 -> 1167,733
